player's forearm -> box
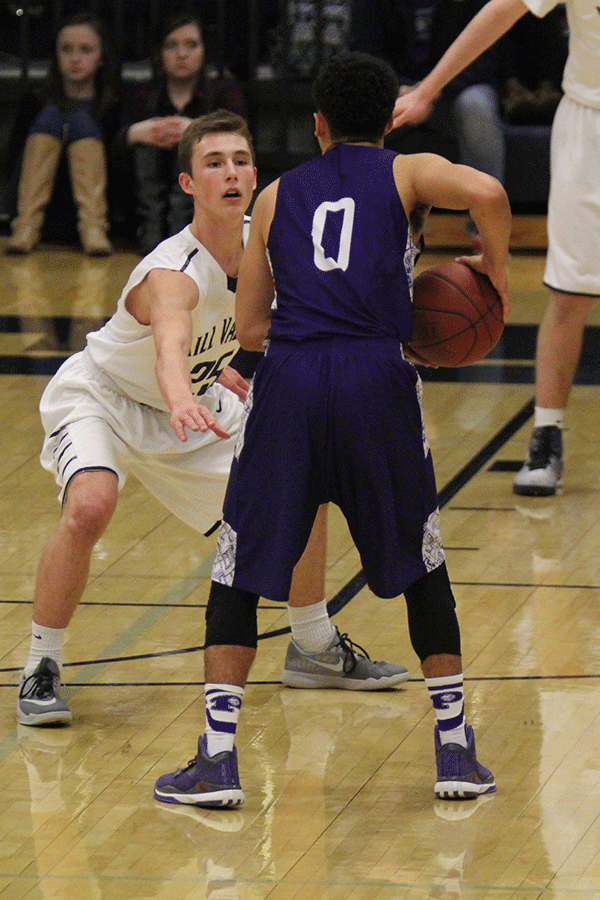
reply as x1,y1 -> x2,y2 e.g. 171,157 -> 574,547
416,0 -> 528,104
237,326 -> 270,352
468,180 -> 512,311
155,350 -> 195,411
152,305 -> 196,410
236,312 -> 271,352
469,180 -> 512,266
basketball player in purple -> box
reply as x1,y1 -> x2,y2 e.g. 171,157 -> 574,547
155,52 -> 511,807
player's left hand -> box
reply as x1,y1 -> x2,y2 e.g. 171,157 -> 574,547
216,365 -> 250,402
456,254 -> 512,322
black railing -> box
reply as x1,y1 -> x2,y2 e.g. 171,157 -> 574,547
0,0 -> 350,82
0,0 -> 350,185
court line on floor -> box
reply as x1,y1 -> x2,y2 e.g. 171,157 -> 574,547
326,397 -> 535,617
1,397 -> 535,682
7,672 -> 598,687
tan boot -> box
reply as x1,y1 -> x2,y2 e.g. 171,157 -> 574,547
6,133 -> 62,254
67,137 -> 112,256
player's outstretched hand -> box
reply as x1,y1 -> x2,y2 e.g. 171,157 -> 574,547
170,398 -> 231,442
216,365 -> 250,402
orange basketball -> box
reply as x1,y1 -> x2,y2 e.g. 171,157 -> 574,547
407,262 -> 504,367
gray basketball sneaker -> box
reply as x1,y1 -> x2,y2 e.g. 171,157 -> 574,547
281,627 -> 410,690
17,657 -> 72,726
513,425 -> 563,496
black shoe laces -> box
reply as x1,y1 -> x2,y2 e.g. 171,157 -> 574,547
177,756 -> 198,774
20,666 -> 57,701
177,747 -> 223,774
528,427 -> 561,470
336,632 -> 371,674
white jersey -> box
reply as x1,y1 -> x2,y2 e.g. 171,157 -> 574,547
85,222 -> 249,411
524,0 -> 600,110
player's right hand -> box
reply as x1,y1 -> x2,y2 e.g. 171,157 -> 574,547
404,343 -> 440,368
170,399 -> 231,442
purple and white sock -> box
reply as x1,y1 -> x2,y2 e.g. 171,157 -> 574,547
204,683 -> 244,756
426,673 -> 467,747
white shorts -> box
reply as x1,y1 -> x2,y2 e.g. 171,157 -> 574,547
39,353 -> 242,534
545,96 -> 600,296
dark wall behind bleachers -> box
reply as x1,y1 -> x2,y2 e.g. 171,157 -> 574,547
0,0 -> 557,229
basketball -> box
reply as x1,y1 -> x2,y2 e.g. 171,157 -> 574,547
407,262 -> 504,367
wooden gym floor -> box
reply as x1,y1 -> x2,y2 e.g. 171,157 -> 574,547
1,215 -> 600,899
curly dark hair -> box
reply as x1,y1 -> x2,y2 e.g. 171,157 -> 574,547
313,52 -> 399,144
44,11 -> 119,117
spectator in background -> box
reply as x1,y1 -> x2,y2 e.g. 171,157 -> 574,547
5,11 -> 121,256
501,7 -> 567,125
114,11 -> 247,256
349,0 -> 507,240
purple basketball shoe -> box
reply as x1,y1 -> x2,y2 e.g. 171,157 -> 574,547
434,724 -> 496,800
154,735 -> 244,807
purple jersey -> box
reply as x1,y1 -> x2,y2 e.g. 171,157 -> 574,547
212,143 -> 445,604
267,144 -> 415,343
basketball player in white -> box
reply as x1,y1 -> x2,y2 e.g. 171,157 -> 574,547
393,0 -> 600,496
17,111 -> 409,727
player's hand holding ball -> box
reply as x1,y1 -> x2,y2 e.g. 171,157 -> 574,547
406,260 -> 506,368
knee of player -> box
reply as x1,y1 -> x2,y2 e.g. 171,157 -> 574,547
62,472 -> 118,540
205,582 -> 260,649
404,563 -> 461,661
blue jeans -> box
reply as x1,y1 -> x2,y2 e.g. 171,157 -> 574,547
30,104 -> 102,144
452,84 -> 505,183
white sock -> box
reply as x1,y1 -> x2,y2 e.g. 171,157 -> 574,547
426,673 -> 467,748
24,622 -> 65,678
205,683 -> 244,756
534,407 -> 564,429
287,599 -> 335,653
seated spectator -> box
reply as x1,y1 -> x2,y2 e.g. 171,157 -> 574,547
501,8 -> 568,125
114,11 -> 247,256
349,0 -> 507,236
5,11 -> 121,256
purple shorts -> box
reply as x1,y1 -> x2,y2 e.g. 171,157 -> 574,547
213,337 -> 445,602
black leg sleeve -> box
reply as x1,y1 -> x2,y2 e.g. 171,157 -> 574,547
205,581 -> 260,649
403,562 -> 461,662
